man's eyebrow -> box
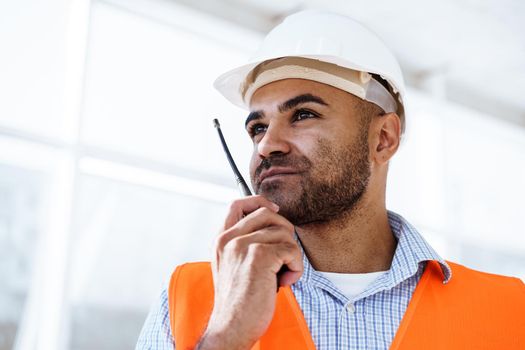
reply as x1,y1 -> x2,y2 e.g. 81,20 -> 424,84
245,110 -> 263,128
245,94 -> 328,128
278,93 -> 329,113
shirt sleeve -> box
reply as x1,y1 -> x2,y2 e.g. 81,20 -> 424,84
135,288 -> 175,350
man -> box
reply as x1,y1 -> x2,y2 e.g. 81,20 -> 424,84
137,10 -> 525,350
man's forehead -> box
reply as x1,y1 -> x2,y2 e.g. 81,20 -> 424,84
248,79 -> 337,109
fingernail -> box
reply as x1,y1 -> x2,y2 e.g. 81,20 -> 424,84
271,203 -> 280,211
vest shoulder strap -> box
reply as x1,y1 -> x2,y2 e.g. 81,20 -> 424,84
391,260 -> 525,350
168,262 -> 214,350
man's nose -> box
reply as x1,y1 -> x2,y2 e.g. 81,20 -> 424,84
257,123 -> 291,158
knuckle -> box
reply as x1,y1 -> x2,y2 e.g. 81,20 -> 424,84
228,199 -> 242,212
225,237 -> 244,255
283,220 -> 294,231
214,232 -> 229,251
215,226 -> 239,248
279,241 -> 299,256
253,194 -> 266,202
272,224 -> 294,239
256,206 -> 272,216
283,241 -> 296,250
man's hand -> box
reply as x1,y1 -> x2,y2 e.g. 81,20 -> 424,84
198,195 -> 303,350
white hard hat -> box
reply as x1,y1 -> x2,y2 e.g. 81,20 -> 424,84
214,10 -> 406,133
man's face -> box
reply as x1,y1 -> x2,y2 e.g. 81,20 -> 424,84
246,79 -> 372,226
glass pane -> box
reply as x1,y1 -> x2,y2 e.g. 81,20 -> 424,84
461,241 -> 525,281
81,2 -> 257,182
0,1 -> 68,139
442,103 -> 525,251
67,174 -> 228,349
0,164 -> 46,350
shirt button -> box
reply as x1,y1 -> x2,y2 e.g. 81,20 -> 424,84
346,303 -> 355,313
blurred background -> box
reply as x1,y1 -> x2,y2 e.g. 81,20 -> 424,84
1,0 -> 524,349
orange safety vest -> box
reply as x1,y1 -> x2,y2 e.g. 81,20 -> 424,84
168,261 -> 525,349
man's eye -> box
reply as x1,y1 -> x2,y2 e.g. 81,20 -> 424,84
294,109 -> 318,121
248,123 -> 267,136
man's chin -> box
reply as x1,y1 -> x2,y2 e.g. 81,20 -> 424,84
258,191 -> 291,208
256,191 -> 302,222
258,183 -> 296,203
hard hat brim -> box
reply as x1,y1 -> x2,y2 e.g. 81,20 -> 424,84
214,54 -> 405,111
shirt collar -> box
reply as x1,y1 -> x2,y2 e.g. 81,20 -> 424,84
385,210 -> 451,284
295,210 -> 451,296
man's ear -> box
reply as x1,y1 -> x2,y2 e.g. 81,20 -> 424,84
370,113 -> 401,165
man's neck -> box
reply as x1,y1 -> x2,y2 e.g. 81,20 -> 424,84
295,202 -> 396,274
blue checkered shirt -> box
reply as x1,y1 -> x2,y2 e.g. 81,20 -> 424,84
136,211 -> 451,349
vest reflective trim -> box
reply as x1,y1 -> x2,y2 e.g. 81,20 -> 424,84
168,261 -> 525,350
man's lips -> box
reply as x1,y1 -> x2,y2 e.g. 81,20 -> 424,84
258,167 -> 299,184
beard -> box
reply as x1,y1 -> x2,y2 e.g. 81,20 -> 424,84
252,129 -> 371,226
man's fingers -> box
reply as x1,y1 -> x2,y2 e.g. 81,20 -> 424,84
229,228 -> 297,252
243,241 -> 303,284
274,241 -> 303,274
216,223 -> 294,266
237,207 -> 294,235
217,207 -> 293,251
278,270 -> 302,287
275,242 -> 303,287
223,196 -> 279,230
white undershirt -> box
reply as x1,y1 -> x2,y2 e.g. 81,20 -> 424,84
318,270 -> 388,300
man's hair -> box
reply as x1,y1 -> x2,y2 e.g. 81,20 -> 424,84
354,95 -> 385,130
